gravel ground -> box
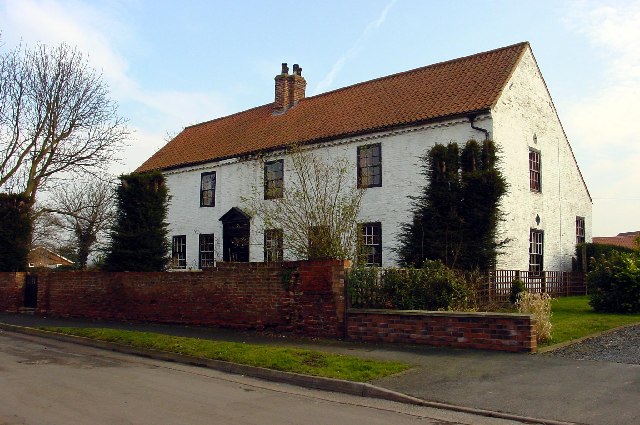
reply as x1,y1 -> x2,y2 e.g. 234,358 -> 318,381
548,324 -> 640,365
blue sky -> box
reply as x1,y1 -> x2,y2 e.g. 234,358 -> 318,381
1,0 -> 638,237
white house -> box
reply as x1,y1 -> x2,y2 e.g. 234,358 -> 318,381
136,42 -> 591,271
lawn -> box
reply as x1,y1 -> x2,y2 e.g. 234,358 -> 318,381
41,327 -> 409,382
542,295 -> 640,347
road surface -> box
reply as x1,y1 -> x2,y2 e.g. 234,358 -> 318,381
0,330 -> 527,425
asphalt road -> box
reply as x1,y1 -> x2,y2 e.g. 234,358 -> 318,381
0,331 -> 527,425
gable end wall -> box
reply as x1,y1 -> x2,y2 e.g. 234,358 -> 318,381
492,47 -> 592,271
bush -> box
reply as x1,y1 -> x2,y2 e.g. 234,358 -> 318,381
587,251 -> 640,313
576,243 -> 636,272
509,279 -> 526,305
516,292 -> 552,343
348,260 -> 471,311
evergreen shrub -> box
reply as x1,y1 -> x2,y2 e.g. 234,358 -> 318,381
103,172 -> 170,271
510,278 -> 526,305
0,193 -> 32,272
576,243 -> 635,272
587,251 -> 640,313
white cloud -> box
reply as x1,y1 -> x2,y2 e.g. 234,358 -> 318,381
563,0 -> 640,235
0,0 -> 231,168
313,0 -> 398,95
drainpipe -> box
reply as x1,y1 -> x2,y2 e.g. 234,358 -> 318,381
468,115 -> 490,140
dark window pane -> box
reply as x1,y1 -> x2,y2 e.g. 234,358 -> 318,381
200,172 -> 216,207
265,160 -> 284,199
358,144 -> 382,188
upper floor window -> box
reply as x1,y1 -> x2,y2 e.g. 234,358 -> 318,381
199,233 -> 215,269
264,159 -> 284,199
358,222 -> 382,266
264,228 -> 283,262
357,143 -> 381,188
172,235 -> 186,269
529,149 -> 541,192
576,217 -> 585,245
529,229 -> 544,274
200,172 -> 216,207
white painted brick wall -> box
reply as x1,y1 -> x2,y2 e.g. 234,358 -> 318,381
492,47 -> 592,271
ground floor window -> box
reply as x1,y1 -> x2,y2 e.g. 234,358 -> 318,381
172,235 -> 186,269
264,229 -> 283,262
199,233 -> 215,269
529,229 -> 544,274
359,222 -> 382,266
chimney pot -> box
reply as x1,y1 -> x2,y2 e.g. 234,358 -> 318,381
281,63 -> 289,74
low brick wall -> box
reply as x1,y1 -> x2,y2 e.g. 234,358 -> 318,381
347,309 -> 537,352
0,272 -> 24,312
0,260 -> 348,338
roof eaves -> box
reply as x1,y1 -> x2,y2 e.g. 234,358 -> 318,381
158,108 -> 492,172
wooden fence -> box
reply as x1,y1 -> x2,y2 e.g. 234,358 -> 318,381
347,268 -> 586,310
485,270 -> 586,304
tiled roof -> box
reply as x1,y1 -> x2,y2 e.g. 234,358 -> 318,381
137,42 -> 528,172
593,234 -> 639,250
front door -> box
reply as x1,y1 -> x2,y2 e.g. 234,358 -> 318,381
24,275 -> 37,308
220,207 -> 251,262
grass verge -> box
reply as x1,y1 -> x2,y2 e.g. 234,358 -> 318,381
541,296 -> 640,347
41,327 -> 409,382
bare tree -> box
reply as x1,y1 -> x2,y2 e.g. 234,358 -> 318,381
0,41 -> 128,204
44,177 -> 116,269
245,145 -> 363,261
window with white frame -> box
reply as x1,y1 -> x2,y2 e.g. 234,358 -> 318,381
359,222 -> 382,266
200,172 -> 216,207
264,229 -> 283,262
576,217 -> 585,245
199,233 -> 215,269
529,229 -> 544,274
172,235 -> 186,269
529,149 -> 541,192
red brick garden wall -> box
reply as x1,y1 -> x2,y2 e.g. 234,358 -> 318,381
0,263 -> 539,352
0,272 -> 24,312
2,260 -> 348,338
347,309 -> 537,352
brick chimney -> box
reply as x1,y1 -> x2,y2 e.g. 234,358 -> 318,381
274,63 -> 306,113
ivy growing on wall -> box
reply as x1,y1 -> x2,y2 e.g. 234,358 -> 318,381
397,139 -> 507,271
103,172 -> 170,271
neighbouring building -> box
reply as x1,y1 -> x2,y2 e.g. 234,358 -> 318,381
28,246 -> 74,269
592,231 -> 639,250
136,42 -> 592,271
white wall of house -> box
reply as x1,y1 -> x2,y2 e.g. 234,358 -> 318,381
492,46 -> 592,271
163,117 -> 488,268
162,47 -> 591,271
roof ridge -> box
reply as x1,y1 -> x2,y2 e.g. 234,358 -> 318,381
303,41 -> 529,102
185,102 -> 273,130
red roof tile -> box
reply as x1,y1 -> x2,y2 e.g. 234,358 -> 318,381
137,42 -> 528,172
592,236 -> 639,250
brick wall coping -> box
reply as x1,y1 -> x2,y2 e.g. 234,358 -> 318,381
348,308 -> 534,321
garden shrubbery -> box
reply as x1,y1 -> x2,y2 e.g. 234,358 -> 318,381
587,251 -> 640,313
348,260 -> 473,311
